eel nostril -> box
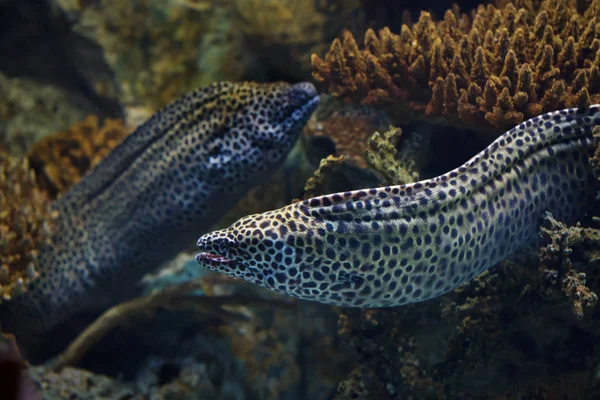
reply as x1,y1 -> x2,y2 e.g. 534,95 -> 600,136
196,236 -> 208,248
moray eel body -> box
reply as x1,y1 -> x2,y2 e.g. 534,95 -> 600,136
0,81 -> 319,338
197,106 -> 599,308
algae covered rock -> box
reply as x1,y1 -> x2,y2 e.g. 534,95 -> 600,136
0,73 -> 91,156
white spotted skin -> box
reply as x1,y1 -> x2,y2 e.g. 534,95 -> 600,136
197,106 -> 600,308
0,81 -> 319,340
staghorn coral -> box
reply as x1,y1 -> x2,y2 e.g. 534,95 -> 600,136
312,0 -> 600,132
0,151 -> 57,304
27,115 -> 130,199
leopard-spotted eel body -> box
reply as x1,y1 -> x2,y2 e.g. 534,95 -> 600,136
197,106 -> 599,308
0,81 -> 319,340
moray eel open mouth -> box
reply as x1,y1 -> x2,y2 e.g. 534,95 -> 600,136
196,235 -> 239,270
195,252 -> 235,267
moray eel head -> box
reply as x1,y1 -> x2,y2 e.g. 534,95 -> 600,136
243,81 -> 319,160
202,82 -> 320,184
196,207 -> 348,298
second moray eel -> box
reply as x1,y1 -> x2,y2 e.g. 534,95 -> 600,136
0,81 -> 319,339
197,106 -> 599,308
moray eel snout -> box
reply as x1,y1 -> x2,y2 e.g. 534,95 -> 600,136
264,82 -> 320,142
197,235 -> 238,268
197,224 -> 266,283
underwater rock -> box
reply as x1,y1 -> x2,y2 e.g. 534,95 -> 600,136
28,366 -> 133,400
26,276 -> 343,400
27,116 -> 130,199
0,73 -> 91,156
141,252 -> 210,295
50,0 -> 365,118
50,0 -> 359,116
304,98 -> 389,169
53,0 -> 217,111
231,0 -> 362,81
300,98 -> 390,194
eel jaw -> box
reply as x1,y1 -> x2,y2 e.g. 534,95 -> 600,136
195,251 -> 235,268
196,234 -> 239,270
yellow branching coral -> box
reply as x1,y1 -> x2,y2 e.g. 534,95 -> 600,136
301,154 -> 346,199
312,0 -> 600,131
364,126 -> 418,185
0,152 -> 57,303
27,116 -> 130,199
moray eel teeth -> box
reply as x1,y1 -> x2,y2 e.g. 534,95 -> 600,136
196,236 -> 237,267
197,105 -> 600,308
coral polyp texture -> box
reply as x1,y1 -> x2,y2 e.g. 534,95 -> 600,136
27,116 -> 130,199
312,0 -> 600,131
0,152 -> 57,303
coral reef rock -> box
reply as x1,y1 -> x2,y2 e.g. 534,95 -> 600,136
0,72 -> 91,155
54,0 -> 216,111
28,277 -> 344,400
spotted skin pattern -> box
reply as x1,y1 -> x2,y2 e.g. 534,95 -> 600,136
197,106 -> 600,308
0,81 -> 319,339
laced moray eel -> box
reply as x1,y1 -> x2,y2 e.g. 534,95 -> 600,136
0,81 -> 319,340
197,106 -> 600,308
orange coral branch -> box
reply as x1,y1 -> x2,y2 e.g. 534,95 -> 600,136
0,152 -> 57,302
312,0 -> 600,132
27,116 -> 130,199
